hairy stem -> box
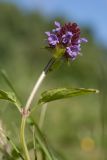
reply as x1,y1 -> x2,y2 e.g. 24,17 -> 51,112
20,71 -> 46,160
20,58 -> 56,160
25,71 -> 46,111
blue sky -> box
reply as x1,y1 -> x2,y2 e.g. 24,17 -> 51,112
4,0 -> 107,48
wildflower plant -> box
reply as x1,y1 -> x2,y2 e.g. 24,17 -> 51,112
45,21 -> 87,60
0,21 -> 99,160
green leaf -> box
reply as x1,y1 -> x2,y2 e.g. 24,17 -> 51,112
0,90 -> 16,102
27,118 -> 59,160
1,69 -> 17,96
38,88 -> 99,104
1,69 -> 21,104
6,136 -> 24,160
33,123 -> 54,160
0,89 -> 21,109
0,69 -> 22,111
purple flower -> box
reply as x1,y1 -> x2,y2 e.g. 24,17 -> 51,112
78,38 -> 88,44
54,21 -> 61,28
52,21 -> 61,33
62,31 -> 73,44
45,21 -> 88,60
66,45 -> 81,60
45,32 -> 59,46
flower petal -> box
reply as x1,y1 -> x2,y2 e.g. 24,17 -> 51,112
80,38 -> 88,43
54,21 -> 61,28
45,32 -> 51,36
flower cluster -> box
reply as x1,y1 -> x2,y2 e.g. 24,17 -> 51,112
45,21 -> 88,60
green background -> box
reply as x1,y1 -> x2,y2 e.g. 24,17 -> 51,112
0,3 -> 107,160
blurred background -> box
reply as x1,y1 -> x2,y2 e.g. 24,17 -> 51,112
0,0 -> 107,160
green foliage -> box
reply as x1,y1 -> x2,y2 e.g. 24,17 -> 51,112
33,123 -> 55,160
28,118 -> 61,160
1,69 -> 19,97
0,69 -> 21,109
7,136 -> 24,160
0,89 -> 17,104
0,2 -> 106,160
39,88 -> 99,104
0,89 -> 21,110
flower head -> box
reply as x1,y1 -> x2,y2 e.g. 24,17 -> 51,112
45,21 -> 88,61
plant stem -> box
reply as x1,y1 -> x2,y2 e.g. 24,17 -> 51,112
20,116 -> 30,160
39,103 -> 48,129
20,58 -> 56,160
32,126 -> 37,160
25,71 -> 46,111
